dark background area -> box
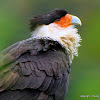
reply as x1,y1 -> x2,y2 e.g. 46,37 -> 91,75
0,0 -> 100,100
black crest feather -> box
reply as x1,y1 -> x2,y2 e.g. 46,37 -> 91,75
30,8 -> 68,31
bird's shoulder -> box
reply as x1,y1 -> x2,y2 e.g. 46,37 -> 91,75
0,38 -> 70,100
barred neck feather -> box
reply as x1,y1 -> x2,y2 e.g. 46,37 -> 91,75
31,23 -> 82,63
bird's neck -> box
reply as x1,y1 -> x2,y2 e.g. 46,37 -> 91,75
31,23 -> 82,62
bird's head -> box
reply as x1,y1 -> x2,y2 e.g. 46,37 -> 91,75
30,8 -> 81,30
54,13 -> 81,28
30,8 -> 82,62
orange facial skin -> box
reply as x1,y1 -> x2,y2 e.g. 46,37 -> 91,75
54,14 -> 72,28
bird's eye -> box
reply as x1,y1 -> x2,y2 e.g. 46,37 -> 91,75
56,19 -> 60,21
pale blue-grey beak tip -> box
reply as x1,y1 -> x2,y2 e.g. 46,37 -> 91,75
71,15 -> 82,26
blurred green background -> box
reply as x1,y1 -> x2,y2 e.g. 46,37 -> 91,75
0,0 -> 100,100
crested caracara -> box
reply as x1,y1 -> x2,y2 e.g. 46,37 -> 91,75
0,8 -> 82,100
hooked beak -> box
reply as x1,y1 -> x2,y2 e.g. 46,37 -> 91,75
71,15 -> 82,26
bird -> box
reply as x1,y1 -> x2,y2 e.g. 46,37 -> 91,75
0,8 -> 82,100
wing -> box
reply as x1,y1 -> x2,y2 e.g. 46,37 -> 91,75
0,38 -> 70,100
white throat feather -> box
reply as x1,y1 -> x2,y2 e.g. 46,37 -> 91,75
31,23 -> 82,63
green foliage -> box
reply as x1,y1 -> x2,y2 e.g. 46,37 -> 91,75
0,0 -> 100,100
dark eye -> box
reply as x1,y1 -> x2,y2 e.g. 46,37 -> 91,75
56,18 -> 60,21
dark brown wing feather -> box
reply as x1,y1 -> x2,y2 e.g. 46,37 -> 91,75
0,38 -> 70,100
